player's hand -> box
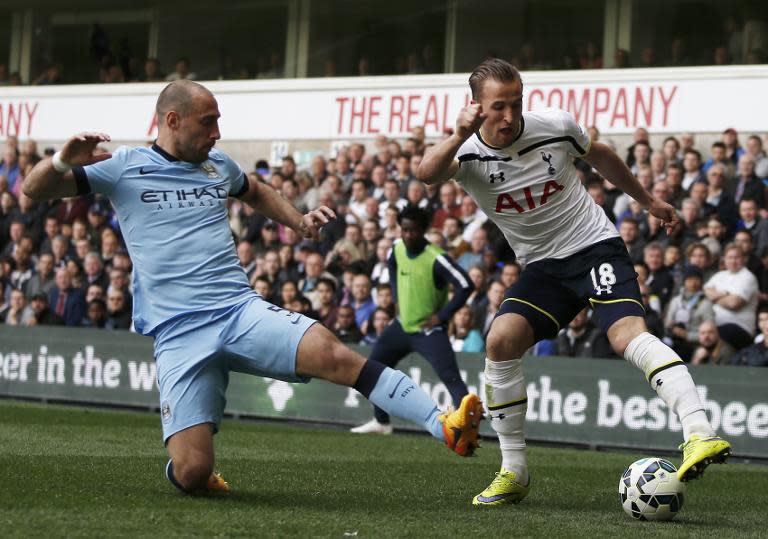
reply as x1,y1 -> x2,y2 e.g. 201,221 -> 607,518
298,205 -> 336,240
60,132 -> 113,166
646,198 -> 680,235
420,313 -> 441,331
455,103 -> 487,141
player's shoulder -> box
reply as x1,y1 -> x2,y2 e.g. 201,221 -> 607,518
125,145 -> 176,166
522,109 -> 575,135
202,148 -> 246,183
209,148 -> 245,174
206,148 -> 234,164
84,145 -> 140,174
456,135 -> 484,158
518,109 -> 589,155
111,145 -> 142,160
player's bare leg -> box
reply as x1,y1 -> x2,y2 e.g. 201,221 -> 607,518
165,423 -> 229,493
296,323 -> 483,456
473,313 -> 534,506
608,315 -> 731,480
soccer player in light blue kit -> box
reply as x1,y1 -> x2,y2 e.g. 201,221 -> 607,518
23,80 -> 484,495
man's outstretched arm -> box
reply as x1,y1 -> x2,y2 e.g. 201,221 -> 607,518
583,141 -> 679,234
24,132 -> 112,201
238,176 -> 336,241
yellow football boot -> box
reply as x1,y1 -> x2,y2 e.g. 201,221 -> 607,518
472,468 -> 530,506
678,434 -> 732,481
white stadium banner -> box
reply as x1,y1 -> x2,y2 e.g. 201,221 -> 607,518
1,65 -> 767,142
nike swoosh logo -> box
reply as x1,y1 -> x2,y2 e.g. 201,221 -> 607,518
139,167 -> 160,175
388,376 -> 406,398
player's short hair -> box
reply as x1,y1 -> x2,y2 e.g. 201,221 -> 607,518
155,80 -> 210,120
469,58 -> 522,100
398,205 -> 430,230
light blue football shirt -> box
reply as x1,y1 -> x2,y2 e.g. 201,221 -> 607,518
73,144 -> 253,336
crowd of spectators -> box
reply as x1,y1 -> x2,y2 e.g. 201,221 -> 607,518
1,124 -> 768,367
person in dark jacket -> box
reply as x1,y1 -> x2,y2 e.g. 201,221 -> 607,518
28,293 -> 64,326
48,266 -> 86,326
730,306 -> 768,367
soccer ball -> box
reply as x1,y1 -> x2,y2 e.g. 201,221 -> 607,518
618,458 -> 685,521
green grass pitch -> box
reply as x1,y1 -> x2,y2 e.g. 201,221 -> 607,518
1,399 -> 765,538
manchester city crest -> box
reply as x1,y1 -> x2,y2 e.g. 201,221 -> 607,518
161,401 -> 172,423
201,163 -> 220,178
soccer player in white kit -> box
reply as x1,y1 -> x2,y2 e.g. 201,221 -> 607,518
418,58 -> 732,506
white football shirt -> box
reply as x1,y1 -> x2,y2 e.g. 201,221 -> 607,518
454,109 -> 618,266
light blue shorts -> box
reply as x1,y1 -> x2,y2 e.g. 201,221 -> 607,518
153,294 -> 316,442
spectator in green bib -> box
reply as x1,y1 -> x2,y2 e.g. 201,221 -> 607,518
351,205 -> 474,434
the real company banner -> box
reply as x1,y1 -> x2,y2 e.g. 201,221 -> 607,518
1,326 -> 766,457
0,66 -> 767,141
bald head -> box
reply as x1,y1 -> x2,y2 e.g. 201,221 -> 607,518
154,80 -> 221,163
156,80 -> 212,121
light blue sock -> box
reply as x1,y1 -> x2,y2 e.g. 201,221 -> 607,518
367,367 -> 445,441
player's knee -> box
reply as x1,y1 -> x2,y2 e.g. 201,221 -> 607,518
485,330 -> 505,359
610,334 -> 632,357
173,455 -> 213,492
607,317 -> 646,356
315,340 -> 362,385
486,329 -> 523,360
486,314 -> 534,360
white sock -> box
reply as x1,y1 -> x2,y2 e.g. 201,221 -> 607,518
484,357 -> 529,484
624,332 -> 715,441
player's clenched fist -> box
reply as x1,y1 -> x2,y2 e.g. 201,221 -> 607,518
455,103 -> 487,141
